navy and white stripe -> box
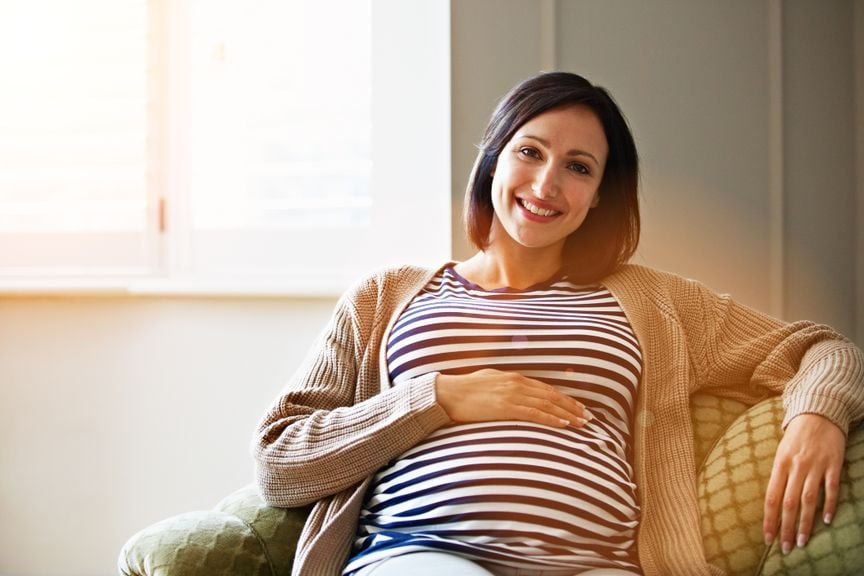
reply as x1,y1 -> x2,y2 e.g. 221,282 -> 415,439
344,266 -> 642,574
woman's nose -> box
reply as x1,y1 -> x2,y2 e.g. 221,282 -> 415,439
531,166 -> 559,198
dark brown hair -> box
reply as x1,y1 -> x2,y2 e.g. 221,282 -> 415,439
464,72 -> 640,284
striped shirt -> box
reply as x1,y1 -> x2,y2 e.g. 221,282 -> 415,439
344,266 -> 642,574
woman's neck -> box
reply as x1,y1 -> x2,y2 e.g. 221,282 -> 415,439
455,248 -> 563,291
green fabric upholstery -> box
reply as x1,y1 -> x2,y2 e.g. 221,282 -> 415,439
690,394 -> 750,469
119,486 -> 309,576
213,485 -> 311,573
697,396 -> 864,576
119,394 -> 864,575
698,396 -> 785,574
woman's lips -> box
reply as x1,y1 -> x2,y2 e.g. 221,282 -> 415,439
517,197 -> 561,220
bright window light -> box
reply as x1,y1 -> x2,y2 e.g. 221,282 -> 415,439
0,0 -> 450,294
0,0 -> 148,233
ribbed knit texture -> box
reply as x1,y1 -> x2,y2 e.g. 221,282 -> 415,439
252,263 -> 864,576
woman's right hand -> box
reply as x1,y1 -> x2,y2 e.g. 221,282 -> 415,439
435,368 -> 594,428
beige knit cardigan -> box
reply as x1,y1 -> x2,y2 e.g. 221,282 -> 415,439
253,263 -> 864,576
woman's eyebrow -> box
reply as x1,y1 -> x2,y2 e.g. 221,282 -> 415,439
518,134 -> 600,165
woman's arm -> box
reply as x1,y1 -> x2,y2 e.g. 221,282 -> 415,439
251,277 -> 451,508
254,374 -> 449,508
665,273 -> 864,428
671,274 -> 864,554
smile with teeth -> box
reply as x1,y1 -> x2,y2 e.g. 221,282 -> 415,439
519,198 -> 560,217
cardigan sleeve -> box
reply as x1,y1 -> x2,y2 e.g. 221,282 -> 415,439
251,273 -> 451,508
671,273 -> 864,432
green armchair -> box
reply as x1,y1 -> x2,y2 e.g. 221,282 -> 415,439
118,395 -> 864,576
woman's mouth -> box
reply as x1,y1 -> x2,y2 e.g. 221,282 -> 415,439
518,198 -> 560,218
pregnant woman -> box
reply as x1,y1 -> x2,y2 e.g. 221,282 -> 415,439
252,72 -> 864,576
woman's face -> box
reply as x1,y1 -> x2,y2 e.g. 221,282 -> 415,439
488,105 -> 608,259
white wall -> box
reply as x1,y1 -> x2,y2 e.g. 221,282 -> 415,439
856,0 -> 864,352
0,296 -> 336,575
782,0 -> 858,338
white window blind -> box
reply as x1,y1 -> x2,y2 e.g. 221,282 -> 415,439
184,0 -> 372,231
0,0 -> 451,295
0,0 -> 153,274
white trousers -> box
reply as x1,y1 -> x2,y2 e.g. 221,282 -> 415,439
354,551 -> 641,576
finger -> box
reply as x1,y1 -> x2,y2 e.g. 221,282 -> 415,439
794,474 -> 821,548
517,379 -> 594,421
779,469 -> 804,555
822,466 -> 841,526
519,396 -> 590,427
543,393 -> 593,424
763,462 -> 787,545
511,404 -> 583,429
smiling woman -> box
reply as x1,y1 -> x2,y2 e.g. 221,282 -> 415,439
463,75 -> 639,287
0,0 -> 450,295
484,106 -> 607,282
248,72 -> 864,576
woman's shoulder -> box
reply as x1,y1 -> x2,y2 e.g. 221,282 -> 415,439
606,263 -> 699,291
604,263 -> 729,316
352,263 -> 442,291
339,262 -> 445,307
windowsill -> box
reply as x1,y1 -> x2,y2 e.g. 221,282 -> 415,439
0,276 -> 349,298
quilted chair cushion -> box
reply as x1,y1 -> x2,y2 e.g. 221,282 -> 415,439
690,394 -> 749,468
118,511 -> 273,576
698,396 -> 864,576
119,486 -> 309,576
213,485 -> 310,573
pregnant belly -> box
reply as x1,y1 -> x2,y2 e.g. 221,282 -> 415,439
359,420 -> 639,544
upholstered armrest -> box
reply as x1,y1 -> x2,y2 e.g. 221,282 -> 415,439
121,396 -> 862,576
118,484 -> 310,576
695,396 -> 864,576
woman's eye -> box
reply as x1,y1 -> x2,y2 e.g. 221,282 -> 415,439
519,147 -> 541,159
569,163 -> 589,175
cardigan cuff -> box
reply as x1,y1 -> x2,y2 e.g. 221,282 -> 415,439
405,372 -> 452,437
783,393 -> 852,434
782,345 -> 864,434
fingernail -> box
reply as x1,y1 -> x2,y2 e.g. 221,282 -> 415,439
824,513 -> 833,525
797,533 -> 807,548
782,541 -> 792,555
558,418 -> 571,427
573,417 -> 588,426
763,533 -> 773,546
583,409 -> 595,420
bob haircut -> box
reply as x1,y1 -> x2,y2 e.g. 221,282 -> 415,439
464,72 -> 640,284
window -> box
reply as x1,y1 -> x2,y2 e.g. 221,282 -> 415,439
0,0 -> 451,295
0,0 -> 152,276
